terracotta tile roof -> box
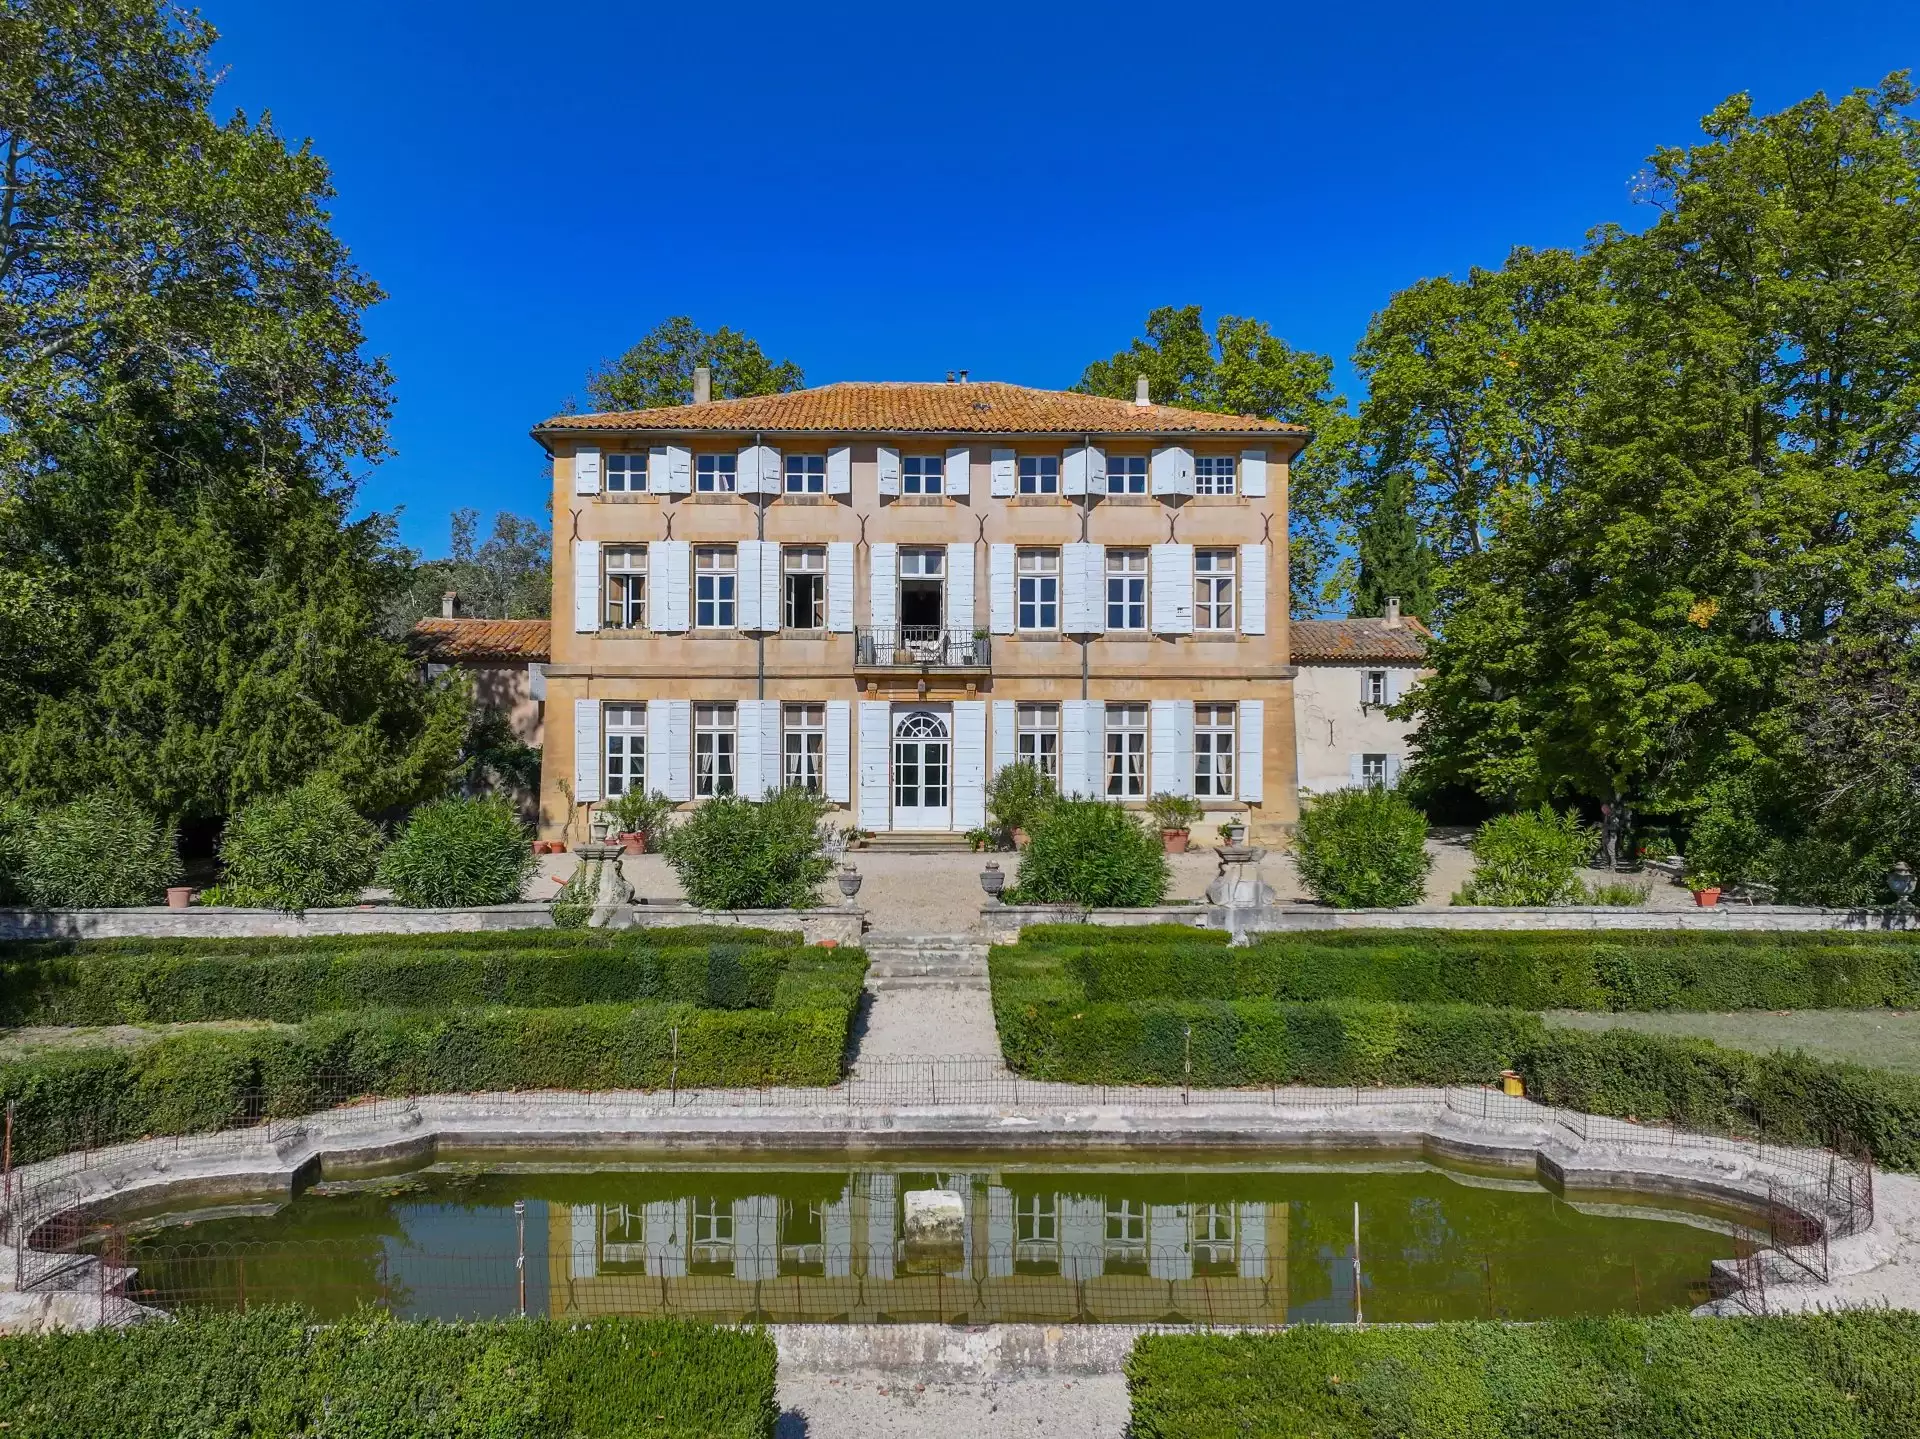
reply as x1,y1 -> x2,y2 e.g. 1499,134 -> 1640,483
535,381 -> 1309,439
1290,617 -> 1431,663
410,617 -> 550,663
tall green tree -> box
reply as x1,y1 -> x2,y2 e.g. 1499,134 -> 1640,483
0,0 -> 466,819
386,508 -> 552,634
1351,467 -> 1433,619
586,315 -> 804,411
1077,306 -> 1354,613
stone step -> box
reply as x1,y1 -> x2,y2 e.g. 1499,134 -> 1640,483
866,974 -> 991,992
853,833 -> 976,854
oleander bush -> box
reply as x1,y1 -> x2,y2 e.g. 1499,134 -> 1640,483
210,778 -> 385,910
986,760 -> 1055,845
1290,785 -> 1432,908
17,791 -> 181,908
376,795 -> 535,907
664,788 -> 833,910
0,794 -> 30,904
1011,797 -> 1169,907
0,1307 -> 778,1439
1452,806 -> 1594,906
1128,1312 -> 1920,1439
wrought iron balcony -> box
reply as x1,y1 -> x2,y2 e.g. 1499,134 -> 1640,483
854,626 -> 990,671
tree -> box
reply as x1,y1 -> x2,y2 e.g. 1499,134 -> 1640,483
1351,467 -> 1434,619
586,315 -> 804,411
0,0 -> 468,819
1077,306 -> 1355,614
386,507 -> 551,633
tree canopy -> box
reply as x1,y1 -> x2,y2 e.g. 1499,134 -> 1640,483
586,315 -> 804,411
385,508 -> 551,635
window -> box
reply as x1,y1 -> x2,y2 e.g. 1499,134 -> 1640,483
1195,549 -> 1235,631
899,548 -> 945,579
604,703 -> 646,797
692,1197 -> 733,1247
1016,703 -> 1059,784
784,454 -> 825,494
1016,549 -> 1058,631
1018,455 -> 1059,495
1192,1203 -> 1235,1269
1106,1199 -> 1147,1245
695,547 -> 736,628
1364,670 -> 1388,706
903,455 -> 944,494
1194,455 -> 1236,495
695,453 -> 737,493
1105,703 -> 1147,797
695,703 -> 735,796
784,703 -> 825,793
1361,753 -> 1390,787
1016,1193 -> 1057,1244
603,546 -> 646,629
1107,455 -> 1148,495
1106,549 -> 1147,630
606,453 -> 644,492
784,546 -> 826,629
1195,703 -> 1235,799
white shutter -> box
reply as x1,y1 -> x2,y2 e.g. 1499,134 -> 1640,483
989,448 -> 1016,498
1175,705 -> 1195,800
1349,754 -> 1364,786
868,543 -> 897,629
988,1185 -> 1014,1279
1150,544 -> 1194,633
1151,444 -> 1193,496
667,445 -> 691,494
858,701 -> 891,830
1062,542 -> 1104,634
1061,700 -> 1095,799
572,539 -> 601,633
573,699 -> 601,803
953,701 -> 987,830
664,700 -> 692,800
736,540 -> 765,630
736,445 -> 760,495
735,699 -> 765,797
1386,754 -> 1403,786
1239,1202 -> 1268,1280
760,542 -> 781,631
826,700 -> 851,803
572,446 -> 602,495
646,699 -> 670,801
1240,544 -> 1268,635
1083,701 -> 1107,797
992,700 -> 1015,779
988,543 -> 1015,635
1241,448 -> 1268,498
826,542 -> 855,632
1238,699 -> 1264,802
1150,699 -> 1195,798
648,445 -> 671,495
827,444 -> 852,495
1063,444 -> 1107,497
946,543 -> 974,633
876,445 -> 901,496
652,540 -> 690,632
752,444 -> 783,495
1085,445 -> 1107,494
946,445 -> 972,500
644,1200 -> 687,1277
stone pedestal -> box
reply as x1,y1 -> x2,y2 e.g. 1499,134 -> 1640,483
1206,845 -> 1275,908
569,845 -> 635,927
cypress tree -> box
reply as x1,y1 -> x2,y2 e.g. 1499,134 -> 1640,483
1353,469 -> 1434,619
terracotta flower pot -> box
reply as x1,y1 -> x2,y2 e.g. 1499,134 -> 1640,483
1162,828 -> 1190,854
816,938 -> 839,949
618,832 -> 646,855
1692,887 -> 1722,908
165,886 -> 193,909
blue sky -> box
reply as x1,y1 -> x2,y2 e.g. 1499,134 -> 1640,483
206,1 -> 1919,556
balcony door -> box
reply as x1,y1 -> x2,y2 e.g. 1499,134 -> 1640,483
892,708 -> 951,830
898,549 -> 945,661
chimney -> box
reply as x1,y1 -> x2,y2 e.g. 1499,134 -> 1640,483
1134,374 -> 1151,406
692,365 -> 712,405
441,591 -> 459,620
958,369 -> 969,383
1384,596 -> 1402,629
946,370 -> 955,384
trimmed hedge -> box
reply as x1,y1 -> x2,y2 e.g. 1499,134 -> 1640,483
0,1307 -> 777,1439
1128,1312 -> 1920,1439
0,929 -> 814,1025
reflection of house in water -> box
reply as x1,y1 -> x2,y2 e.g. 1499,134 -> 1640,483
549,1172 -> 1286,1324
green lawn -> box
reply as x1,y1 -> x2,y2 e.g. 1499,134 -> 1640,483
1546,1008 -> 1920,1074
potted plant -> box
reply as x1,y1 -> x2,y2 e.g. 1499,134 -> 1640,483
841,825 -> 870,851
1217,817 -> 1248,846
964,827 -> 994,853
1148,792 -> 1204,854
607,790 -> 673,855
1686,863 -> 1724,907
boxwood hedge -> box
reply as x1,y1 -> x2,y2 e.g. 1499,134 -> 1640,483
1128,1312 -> 1920,1439
0,1307 -> 777,1439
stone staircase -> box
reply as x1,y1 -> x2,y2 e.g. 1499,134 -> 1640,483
861,931 -> 990,991
853,832 -> 978,855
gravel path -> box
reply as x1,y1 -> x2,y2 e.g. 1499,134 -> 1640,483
852,989 -> 1001,1062
775,1372 -> 1127,1438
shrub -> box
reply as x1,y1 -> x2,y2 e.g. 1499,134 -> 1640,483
377,795 -> 534,907
0,1307 -> 779,1439
1146,792 -> 1204,832
18,792 -> 181,908
604,788 -> 675,843
1453,806 -> 1594,905
0,795 -> 30,905
1128,1313 -> 1920,1439
663,787 -> 832,910
212,779 -> 384,910
986,761 -> 1055,844
1291,785 -> 1431,908
1013,798 -> 1169,907
1586,877 -> 1651,906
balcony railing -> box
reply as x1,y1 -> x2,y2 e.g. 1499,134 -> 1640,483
854,626 -> 990,670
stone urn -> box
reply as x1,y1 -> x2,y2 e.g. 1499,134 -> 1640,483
979,861 -> 1005,900
837,866 -> 863,899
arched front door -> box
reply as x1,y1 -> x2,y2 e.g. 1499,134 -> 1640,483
892,709 -> 951,830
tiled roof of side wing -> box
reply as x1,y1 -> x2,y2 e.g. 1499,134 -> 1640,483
1289,618 -> 1431,663
409,618 -> 551,662
534,381 -> 1309,436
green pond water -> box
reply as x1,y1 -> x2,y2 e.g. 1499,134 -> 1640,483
109,1150 -> 1748,1325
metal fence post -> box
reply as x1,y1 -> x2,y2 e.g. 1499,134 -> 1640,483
1183,1025 -> 1192,1105
515,1199 -> 527,1318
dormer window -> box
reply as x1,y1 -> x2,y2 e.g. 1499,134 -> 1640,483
1194,455 -> 1236,495
606,454 -> 644,492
